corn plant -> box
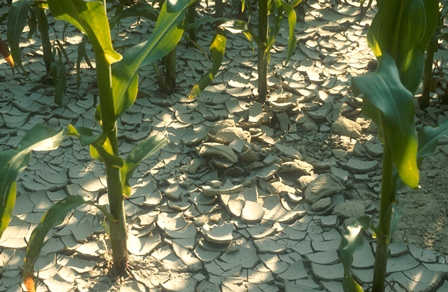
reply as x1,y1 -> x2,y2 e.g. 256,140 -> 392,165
189,0 -> 302,103
0,0 -> 193,289
339,0 -> 446,291
8,0 -> 53,77
420,0 -> 448,108
7,0 -> 69,105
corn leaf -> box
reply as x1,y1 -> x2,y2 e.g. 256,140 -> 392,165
280,0 -> 297,65
47,0 -> 122,65
0,124 -> 66,238
109,2 -> 158,28
121,135 -> 168,197
6,0 -> 31,72
367,0 -> 438,95
23,196 -> 114,292
417,118 -> 448,166
110,0 -> 193,120
339,216 -> 370,292
351,54 -> 418,188
189,20 -> 258,99
399,0 -> 439,94
188,29 -> 227,99
67,125 -> 123,168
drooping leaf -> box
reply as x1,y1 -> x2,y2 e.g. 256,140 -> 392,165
188,19 -> 259,99
0,124 -> 67,238
339,216 -> 370,292
111,0 -> 194,120
280,0 -> 298,65
17,124 -> 66,151
23,196 -> 114,291
188,29 -> 226,100
47,0 -> 122,65
351,54 -> 419,188
52,60 -> 67,106
121,134 -> 168,197
67,125 -> 124,168
417,118 -> 448,166
7,0 -> 32,72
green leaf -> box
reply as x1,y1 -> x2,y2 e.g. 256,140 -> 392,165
339,216 -> 370,292
17,123 -> 66,152
351,54 -> 418,188
23,196 -> 114,291
266,5 -> 283,60
188,19 -> 261,99
367,0 -> 425,60
52,60 -> 67,106
67,125 -> 123,168
7,0 -> 32,72
188,29 -> 227,100
0,181 -> 17,240
109,2 -> 158,28
280,0 -> 297,65
47,0 -> 122,65
111,0 -> 193,120
387,204 -> 402,243
367,0 -> 438,95
121,134 -> 168,197
400,0 -> 439,94
417,118 -> 448,166
0,124 -> 67,238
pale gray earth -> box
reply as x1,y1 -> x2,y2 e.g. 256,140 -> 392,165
1,0 -> 448,291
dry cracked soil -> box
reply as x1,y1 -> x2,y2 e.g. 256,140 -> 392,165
1,0 -> 448,291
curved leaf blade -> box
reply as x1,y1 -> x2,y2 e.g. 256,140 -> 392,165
417,118 -> 448,166
0,124 -> 67,238
0,180 -> 17,239
280,0 -> 297,65
121,134 -> 168,197
339,216 -> 370,292
17,123 -> 66,151
7,0 -> 32,72
188,29 -> 227,99
367,0 -> 425,60
367,0 -> 438,95
111,0 -> 193,120
23,196 -> 110,291
109,2 -> 158,28
67,125 -> 124,168
47,0 -> 122,65
351,54 -> 419,188
400,0 -> 439,94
